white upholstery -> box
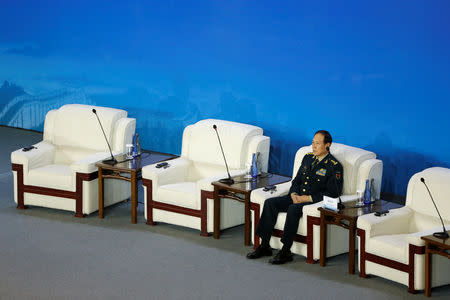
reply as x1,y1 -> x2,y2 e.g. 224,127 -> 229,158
11,104 -> 136,215
181,119 -> 264,169
157,182 -> 198,210
251,143 -> 383,261
28,164 -> 74,191
357,167 -> 450,291
143,119 -> 270,233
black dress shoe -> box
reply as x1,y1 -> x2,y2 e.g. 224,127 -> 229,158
246,245 -> 273,259
268,250 -> 293,264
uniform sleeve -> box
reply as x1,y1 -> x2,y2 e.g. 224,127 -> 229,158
289,156 -> 307,195
311,163 -> 343,203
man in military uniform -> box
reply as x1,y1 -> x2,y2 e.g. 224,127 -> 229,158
247,130 -> 343,264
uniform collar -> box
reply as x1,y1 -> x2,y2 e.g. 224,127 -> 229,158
315,152 -> 329,163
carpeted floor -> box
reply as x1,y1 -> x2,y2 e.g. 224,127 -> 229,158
0,126 -> 448,299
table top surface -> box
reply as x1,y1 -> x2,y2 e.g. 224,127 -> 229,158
212,173 -> 291,192
421,232 -> 450,248
95,151 -> 178,172
318,199 -> 403,219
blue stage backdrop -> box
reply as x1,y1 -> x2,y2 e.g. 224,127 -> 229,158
1,1 -> 449,196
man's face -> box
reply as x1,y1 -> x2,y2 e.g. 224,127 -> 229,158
312,133 -> 330,157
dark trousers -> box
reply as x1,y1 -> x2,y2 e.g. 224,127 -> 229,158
255,194 -> 311,250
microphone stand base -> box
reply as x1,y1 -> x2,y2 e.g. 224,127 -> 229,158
433,231 -> 449,239
219,178 -> 235,185
102,158 -> 118,165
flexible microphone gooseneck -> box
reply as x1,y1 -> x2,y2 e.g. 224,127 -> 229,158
92,108 -> 117,165
330,162 -> 345,209
212,124 -> 234,185
420,177 -> 449,239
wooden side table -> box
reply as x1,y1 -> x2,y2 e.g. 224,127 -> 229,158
421,233 -> 450,297
212,173 -> 291,245
318,200 -> 401,274
96,151 -> 177,223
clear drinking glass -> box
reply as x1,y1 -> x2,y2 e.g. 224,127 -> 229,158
126,144 -> 134,159
356,190 -> 364,207
244,162 -> 252,179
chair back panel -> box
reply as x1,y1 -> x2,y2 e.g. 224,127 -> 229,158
48,104 -> 127,151
181,119 -> 262,169
406,167 -> 450,222
409,211 -> 446,233
111,117 -> 136,153
186,162 -> 228,182
53,146 -> 98,165
292,143 -> 376,195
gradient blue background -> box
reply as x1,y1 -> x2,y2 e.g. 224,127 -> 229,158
1,0 -> 449,196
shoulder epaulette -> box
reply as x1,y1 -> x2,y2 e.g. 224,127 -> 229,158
306,152 -> 314,156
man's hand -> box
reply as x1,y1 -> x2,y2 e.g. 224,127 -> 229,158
290,193 -> 313,204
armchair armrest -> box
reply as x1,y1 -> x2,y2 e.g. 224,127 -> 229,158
302,201 -> 325,217
406,225 -> 450,247
357,207 -> 413,238
70,152 -> 117,174
356,158 -> 383,199
196,169 -> 246,192
142,157 -> 192,188
11,141 -> 55,172
246,135 -> 270,172
250,181 -> 291,207
112,117 -> 136,153
302,194 -> 359,218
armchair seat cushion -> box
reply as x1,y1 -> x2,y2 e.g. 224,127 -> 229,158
273,212 -> 304,235
195,169 -> 246,192
156,182 -> 198,210
273,211 -> 308,236
367,233 -> 410,264
27,164 -> 74,191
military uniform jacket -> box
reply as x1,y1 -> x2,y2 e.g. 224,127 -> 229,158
289,152 -> 343,203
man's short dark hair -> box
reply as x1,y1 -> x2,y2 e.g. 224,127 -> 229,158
315,130 -> 332,145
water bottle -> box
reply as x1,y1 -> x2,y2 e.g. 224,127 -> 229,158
132,133 -> 139,157
363,179 -> 371,205
256,152 -> 261,175
135,133 -> 142,156
370,178 -> 375,202
251,153 -> 258,178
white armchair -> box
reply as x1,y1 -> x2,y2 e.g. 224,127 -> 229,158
11,104 -> 136,216
142,119 -> 270,236
357,167 -> 450,293
250,143 -> 383,263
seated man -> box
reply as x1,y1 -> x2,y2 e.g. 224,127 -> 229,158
247,130 -> 343,264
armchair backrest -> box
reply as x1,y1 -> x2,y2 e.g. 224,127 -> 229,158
43,104 -> 130,153
292,143 -> 376,195
405,167 -> 450,222
181,119 -> 263,169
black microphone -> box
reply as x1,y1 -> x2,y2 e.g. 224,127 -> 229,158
212,124 -> 234,185
92,108 -> 117,165
420,177 -> 448,239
